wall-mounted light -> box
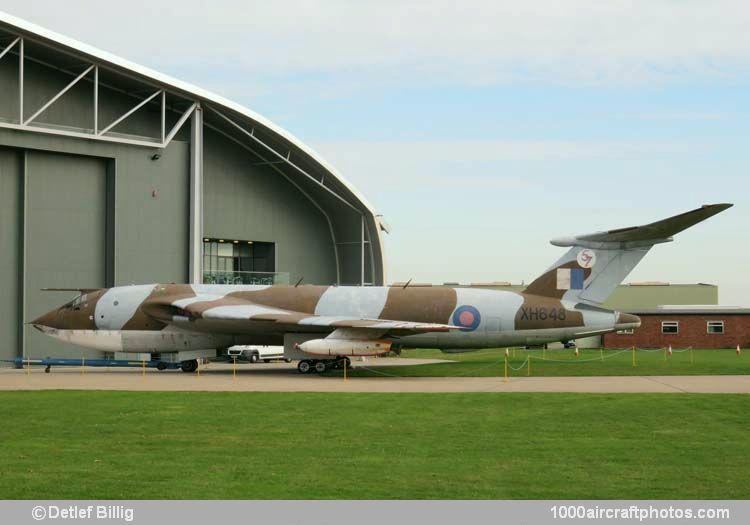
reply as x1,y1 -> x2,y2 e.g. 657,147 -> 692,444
218,239 -> 225,243
233,240 -> 239,244
247,241 -> 253,244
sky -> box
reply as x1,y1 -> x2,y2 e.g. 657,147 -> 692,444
3,1 -> 749,304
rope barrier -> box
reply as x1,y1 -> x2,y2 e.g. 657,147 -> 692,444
353,353 -> 513,378
526,348 -> 630,363
340,345 -> 702,379
508,358 -> 530,372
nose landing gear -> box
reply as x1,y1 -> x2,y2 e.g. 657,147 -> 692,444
180,359 -> 199,373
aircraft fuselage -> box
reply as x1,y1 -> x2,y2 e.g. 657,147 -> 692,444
32,283 -> 640,354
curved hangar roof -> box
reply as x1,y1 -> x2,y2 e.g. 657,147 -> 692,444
0,11 -> 387,285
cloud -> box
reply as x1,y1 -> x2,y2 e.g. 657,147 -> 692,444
612,111 -> 741,121
317,139 -> 693,162
313,138 -> 696,196
3,0 -> 750,90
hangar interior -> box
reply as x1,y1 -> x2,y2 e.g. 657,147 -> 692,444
0,14 -> 387,363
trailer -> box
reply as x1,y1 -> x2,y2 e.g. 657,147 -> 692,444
6,349 -> 219,373
7,356 -> 182,372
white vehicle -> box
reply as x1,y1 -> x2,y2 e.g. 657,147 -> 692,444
226,346 -> 290,364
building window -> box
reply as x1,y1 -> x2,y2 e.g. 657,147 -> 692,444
202,239 -> 276,284
662,321 -> 679,334
707,321 -> 725,334
616,328 -> 634,334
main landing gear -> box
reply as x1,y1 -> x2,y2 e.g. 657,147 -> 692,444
297,357 -> 351,374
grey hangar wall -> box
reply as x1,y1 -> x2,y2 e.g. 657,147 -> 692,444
0,14 -> 386,362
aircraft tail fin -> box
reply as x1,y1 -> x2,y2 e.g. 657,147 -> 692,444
523,204 -> 732,304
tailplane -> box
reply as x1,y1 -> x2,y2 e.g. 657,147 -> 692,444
524,203 -> 732,305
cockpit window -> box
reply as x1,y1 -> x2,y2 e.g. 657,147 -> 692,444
62,294 -> 87,311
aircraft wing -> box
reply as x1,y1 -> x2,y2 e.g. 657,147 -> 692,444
142,293 -> 458,335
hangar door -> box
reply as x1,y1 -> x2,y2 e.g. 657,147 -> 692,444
0,148 -> 22,363
24,150 -> 108,360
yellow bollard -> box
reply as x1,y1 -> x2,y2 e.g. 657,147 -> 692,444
600,348 -> 604,361
233,357 -> 237,381
543,346 -> 546,360
690,348 -> 694,365
632,346 -> 636,367
26,355 -> 30,376
343,359 -> 347,382
504,354 -> 508,383
197,360 -> 200,376
142,359 -> 145,377
81,356 -> 85,375
527,356 -> 531,377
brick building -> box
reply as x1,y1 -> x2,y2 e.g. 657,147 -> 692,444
603,307 -> 750,349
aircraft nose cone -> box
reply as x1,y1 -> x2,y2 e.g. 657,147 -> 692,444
616,312 -> 641,328
30,310 -> 61,330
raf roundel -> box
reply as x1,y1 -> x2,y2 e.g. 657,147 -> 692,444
452,305 -> 482,331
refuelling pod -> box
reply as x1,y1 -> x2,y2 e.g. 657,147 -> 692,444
296,339 -> 392,357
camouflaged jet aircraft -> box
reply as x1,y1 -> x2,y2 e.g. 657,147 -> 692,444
32,203 -> 731,373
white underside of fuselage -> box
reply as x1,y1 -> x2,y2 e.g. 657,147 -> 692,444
36,324 -> 615,355
399,325 -> 615,350
35,326 -> 236,353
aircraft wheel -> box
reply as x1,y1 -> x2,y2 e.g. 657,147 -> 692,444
156,362 -> 167,371
314,361 -> 328,374
249,352 -> 260,363
284,358 -> 292,363
297,360 -> 312,374
180,359 -> 198,373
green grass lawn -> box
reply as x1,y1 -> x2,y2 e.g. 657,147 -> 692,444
1,391 -> 748,499
334,348 -> 750,377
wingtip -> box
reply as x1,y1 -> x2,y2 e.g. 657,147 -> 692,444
700,202 -> 733,217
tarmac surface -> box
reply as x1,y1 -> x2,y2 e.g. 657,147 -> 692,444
1,359 -> 749,393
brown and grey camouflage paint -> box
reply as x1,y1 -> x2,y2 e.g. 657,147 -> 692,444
35,283 -> 603,334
